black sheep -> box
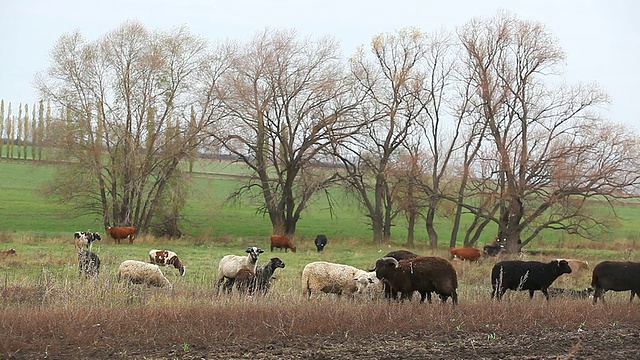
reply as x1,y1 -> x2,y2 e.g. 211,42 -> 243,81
235,257 -> 286,295
78,249 -> 100,277
384,250 -> 419,261
491,259 -> 572,301
314,235 -> 328,252
373,256 -> 458,305
591,261 -> 640,304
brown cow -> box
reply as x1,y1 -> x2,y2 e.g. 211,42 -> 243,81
106,226 -> 137,244
270,235 -> 296,253
449,247 -> 483,261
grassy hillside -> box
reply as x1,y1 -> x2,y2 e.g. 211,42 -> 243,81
0,160 -> 432,244
1,160 -> 639,248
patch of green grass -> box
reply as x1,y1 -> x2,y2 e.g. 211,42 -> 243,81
2,160 -> 640,248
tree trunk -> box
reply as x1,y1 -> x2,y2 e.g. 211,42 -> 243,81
406,211 -> 416,246
425,207 -> 438,249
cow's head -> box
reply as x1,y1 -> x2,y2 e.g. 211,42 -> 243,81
245,246 -> 264,261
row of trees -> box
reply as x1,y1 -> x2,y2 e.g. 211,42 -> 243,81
30,11 -> 640,251
0,100 -> 51,161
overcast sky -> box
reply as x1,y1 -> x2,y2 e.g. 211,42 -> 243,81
1,0 -> 638,129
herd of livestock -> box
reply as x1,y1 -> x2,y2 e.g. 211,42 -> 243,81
3,228 -> 638,305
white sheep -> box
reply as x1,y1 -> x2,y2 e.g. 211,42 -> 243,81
215,246 -> 264,294
301,261 -> 368,298
117,260 -> 172,289
354,270 -> 383,300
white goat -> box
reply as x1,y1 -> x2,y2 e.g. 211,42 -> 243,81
301,261 -> 368,298
117,260 -> 172,289
215,246 -> 264,294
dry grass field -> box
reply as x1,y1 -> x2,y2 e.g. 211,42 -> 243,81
1,235 -> 639,359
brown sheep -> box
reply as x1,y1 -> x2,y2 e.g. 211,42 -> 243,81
379,250 -> 419,300
270,235 -> 297,253
373,256 -> 458,305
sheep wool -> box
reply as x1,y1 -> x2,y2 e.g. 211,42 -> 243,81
118,260 -> 172,289
302,261 -> 367,298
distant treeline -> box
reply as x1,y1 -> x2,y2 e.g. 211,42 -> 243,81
0,100 -> 50,161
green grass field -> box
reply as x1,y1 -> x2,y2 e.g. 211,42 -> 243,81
1,159 -> 640,358
2,160 -> 640,247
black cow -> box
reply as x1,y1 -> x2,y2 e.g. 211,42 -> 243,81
314,234 -> 328,252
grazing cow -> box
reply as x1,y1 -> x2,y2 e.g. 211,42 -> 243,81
0,248 -> 16,256
106,226 -> 136,244
591,261 -> 640,304
314,234 -> 328,252
491,259 -> 573,301
269,235 -> 297,253
449,247 -> 483,261
148,249 -> 185,276
74,231 -> 102,251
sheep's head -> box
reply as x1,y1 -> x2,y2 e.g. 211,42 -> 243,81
270,257 -> 285,269
354,271 -> 378,285
246,246 -> 264,261
168,257 -> 185,276
553,259 -> 572,275
373,257 -> 399,280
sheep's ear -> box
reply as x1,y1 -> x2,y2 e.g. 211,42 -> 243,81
245,248 -> 252,253
258,249 -> 264,254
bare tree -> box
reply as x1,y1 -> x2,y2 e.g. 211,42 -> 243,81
209,28 -> 361,236
456,12 -> 640,252
387,148 -> 428,246
36,21 -> 221,235
336,28 -> 432,243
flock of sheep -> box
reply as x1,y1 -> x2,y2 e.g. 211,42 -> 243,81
74,231 -> 185,289
71,230 -> 640,305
